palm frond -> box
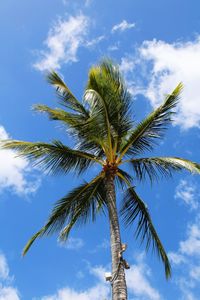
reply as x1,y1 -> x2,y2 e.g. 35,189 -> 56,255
128,157 -> 200,182
22,228 -> 44,256
2,140 -> 103,174
47,71 -> 89,116
22,174 -> 106,255
76,139 -> 105,158
86,60 -> 133,156
118,83 -> 183,160
84,88 -> 112,158
115,168 -> 133,189
33,104 -> 93,140
100,59 -> 133,138
47,71 -> 67,90
120,187 -> 171,279
33,104 -> 87,126
34,104 -> 107,157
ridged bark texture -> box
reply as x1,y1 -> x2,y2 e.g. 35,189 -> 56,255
104,175 -> 127,300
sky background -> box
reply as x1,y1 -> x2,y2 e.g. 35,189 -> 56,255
0,0 -> 200,299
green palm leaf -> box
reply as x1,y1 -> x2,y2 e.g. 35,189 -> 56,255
47,71 -> 89,116
2,140 -> 103,174
22,174 -> 106,255
120,187 -> 171,279
33,104 -> 88,126
128,157 -> 200,182
86,60 -> 133,156
100,59 -> 132,137
118,83 -> 183,159
34,104 -> 107,156
115,168 -> 133,189
84,88 -> 113,157
76,139 -> 105,158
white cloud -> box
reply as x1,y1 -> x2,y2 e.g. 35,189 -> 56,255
108,44 -> 119,52
190,266 -> 200,281
175,180 -> 199,210
0,126 -> 40,195
168,215 -> 200,298
40,284 -> 109,300
0,253 -> 20,300
177,277 -> 198,300
0,287 -> 20,300
119,56 -> 145,96
39,256 -> 161,300
168,252 -> 186,265
85,0 -> 92,7
126,255 -> 161,300
89,265 -> 107,282
34,14 -> 89,71
39,265 -> 109,300
180,223 -> 200,256
85,35 -> 105,48
89,261 -> 161,300
169,217 -> 200,261
62,0 -> 92,7
139,37 -> 200,129
76,271 -> 84,279
58,237 -> 84,250
0,254 -> 9,280
89,239 -> 110,254
112,20 -> 135,33
121,36 -> 200,129
120,57 -> 136,74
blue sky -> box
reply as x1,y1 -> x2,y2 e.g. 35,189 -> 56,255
0,0 -> 200,299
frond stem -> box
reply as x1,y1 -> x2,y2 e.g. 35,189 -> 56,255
116,172 -> 131,188
87,89 -> 113,161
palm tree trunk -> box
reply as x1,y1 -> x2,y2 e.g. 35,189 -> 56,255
104,175 -> 127,300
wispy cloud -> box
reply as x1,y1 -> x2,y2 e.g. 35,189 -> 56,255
85,0 -> 93,7
0,252 -> 20,300
180,222 -> 200,256
108,44 -> 119,52
58,237 -> 84,250
175,180 -> 199,210
112,20 -> 135,33
89,239 -> 109,254
168,252 -> 186,265
85,35 -> 105,48
0,125 -> 40,196
169,216 -> 200,261
168,214 -> 200,298
0,253 -> 9,280
34,14 -> 89,71
119,56 -> 144,96
190,266 -> 200,281
120,57 -> 135,73
62,0 -> 92,7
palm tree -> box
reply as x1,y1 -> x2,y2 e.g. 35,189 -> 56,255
2,59 -> 200,300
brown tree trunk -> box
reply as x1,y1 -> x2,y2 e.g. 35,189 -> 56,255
104,175 -> 127,300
